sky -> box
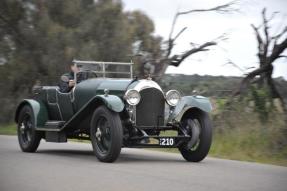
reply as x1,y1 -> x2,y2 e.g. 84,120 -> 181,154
122,0 -> 287,79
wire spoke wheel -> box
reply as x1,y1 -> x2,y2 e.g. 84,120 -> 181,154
90,106 -> 123,163
19,114 -> 33,145
94,116 -> 112,154
178,110 -> 212,162
17,105 -> 42,152
187,118 -> 201,151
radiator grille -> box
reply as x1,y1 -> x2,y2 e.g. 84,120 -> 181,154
135,88 -> 165,127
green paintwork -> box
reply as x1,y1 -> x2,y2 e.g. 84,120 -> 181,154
15,78 -> 132,130
59,94 -> 124,131
73,78 -> 132,111
15,99 -> 48,126
168,96 -> 212,122
93,95 -> 124,112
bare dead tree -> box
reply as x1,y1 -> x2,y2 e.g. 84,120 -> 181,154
140,1 -> 238,81
232,8 -> 287,112
230,8 -> 287,138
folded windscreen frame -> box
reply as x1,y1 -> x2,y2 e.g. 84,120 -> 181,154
72,60 -> 133,81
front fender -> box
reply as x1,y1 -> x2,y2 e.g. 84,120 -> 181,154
95,95 -> 124,112
168,96 -> 212,122
60,94 -> 124,131
15,99 -> 48,127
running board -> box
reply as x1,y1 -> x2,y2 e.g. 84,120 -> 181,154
36,121 -> 65,131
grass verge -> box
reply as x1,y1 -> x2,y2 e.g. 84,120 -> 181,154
210,127 -> 287,166
0,124 -> 17,135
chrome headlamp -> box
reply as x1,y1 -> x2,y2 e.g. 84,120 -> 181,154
165,90 -> 181,106
124,89 -> 141,106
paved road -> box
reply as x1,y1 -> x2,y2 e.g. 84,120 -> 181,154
0,135 -> 286,191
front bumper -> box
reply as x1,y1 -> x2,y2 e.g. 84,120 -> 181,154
126,135 -> 191,148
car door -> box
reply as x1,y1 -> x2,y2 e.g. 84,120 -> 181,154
46,87 -> 63,121
56,90 -> 75,121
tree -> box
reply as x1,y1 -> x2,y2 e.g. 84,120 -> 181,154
0,0 -> 161,123
232,8 -> 287,116
134,1 -> 238,81
229,8 -> 287,139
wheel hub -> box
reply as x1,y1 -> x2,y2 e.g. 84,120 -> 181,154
19,116 -> 33,144
20,123 -> 26,134
186,119 -> 201,149
95,128 -> 102,141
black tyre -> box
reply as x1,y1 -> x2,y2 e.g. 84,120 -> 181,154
17,105 -> 42,152
90,106 -> 123,163
178,110 -> 212,162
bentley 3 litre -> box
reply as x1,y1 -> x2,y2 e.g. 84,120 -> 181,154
15,60 -> 213,162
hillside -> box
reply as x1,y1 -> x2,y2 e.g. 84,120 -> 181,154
161,74 -> 287,98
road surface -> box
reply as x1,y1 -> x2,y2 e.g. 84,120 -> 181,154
0,135 -> 286,191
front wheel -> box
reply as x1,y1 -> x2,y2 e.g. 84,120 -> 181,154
17,105 -> 42,152
90,106 -> 123,163
178,110 -> 212,162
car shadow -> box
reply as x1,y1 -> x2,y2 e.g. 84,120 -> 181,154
118,152 -> 185,163
36,149 -> 187,164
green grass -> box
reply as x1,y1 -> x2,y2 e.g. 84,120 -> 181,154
0,124 -> 17,135
210,127 -> 287,166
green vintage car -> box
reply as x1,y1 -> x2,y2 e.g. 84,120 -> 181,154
15,60 -> 213,162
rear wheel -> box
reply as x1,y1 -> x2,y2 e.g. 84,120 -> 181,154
178,110 -> 212,162
17,105 -> 42,152
90,106 -> 123,163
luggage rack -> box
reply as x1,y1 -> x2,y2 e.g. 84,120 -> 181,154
73,59 -> 133,78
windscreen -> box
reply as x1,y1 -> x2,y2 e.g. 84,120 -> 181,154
74,61 -> 133,80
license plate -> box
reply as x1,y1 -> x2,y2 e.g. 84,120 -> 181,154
159,138 -> 175,146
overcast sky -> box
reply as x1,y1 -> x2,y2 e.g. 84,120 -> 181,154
122,0 -> 287,79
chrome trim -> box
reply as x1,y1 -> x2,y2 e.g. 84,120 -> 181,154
124,89 -> 141,106
126,79 -> 164,126
70,87 -> 76,102
165,90 -> 181,106
127,105 -> 136,124
133,79 -> 163,93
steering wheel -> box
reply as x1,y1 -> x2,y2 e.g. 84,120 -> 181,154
76,70 -> 98,83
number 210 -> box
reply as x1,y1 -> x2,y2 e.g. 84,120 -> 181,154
160,138 -> 174,146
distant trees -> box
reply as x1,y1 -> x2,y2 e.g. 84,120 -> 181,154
0,0 -> 161,123
1,0 -> 237,123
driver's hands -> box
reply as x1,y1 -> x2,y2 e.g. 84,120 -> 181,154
68,80 -> 75,87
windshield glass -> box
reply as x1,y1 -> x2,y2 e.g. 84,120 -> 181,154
74,60 -> 133,82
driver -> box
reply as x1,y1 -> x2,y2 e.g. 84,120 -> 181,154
59,63 -> 80,93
